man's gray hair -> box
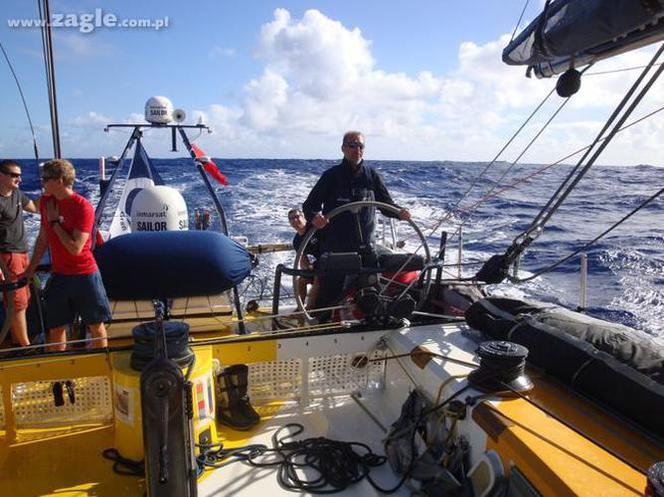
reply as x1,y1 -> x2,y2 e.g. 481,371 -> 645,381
342,131 -> 364,144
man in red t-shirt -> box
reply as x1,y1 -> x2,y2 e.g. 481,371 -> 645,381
24,159 -> 111,351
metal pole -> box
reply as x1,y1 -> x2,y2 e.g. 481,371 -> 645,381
457,227 -> 463,279
40,0 -> 62,158
177,128 -> 230,234
434,231 -> 448,286
272,265 -> 283,330
177,128 -> 246,334
512,254 -> 521,280
92,127 -> 140,249
579,253 -> 588,311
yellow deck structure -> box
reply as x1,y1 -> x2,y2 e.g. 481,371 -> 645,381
0,323 -> 662,497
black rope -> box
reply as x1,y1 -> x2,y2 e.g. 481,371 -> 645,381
130,322 -> 194,371
369,351 -> 479,369
196,423 -> 397,494
102,448 -> 144,476
516,185 -> 664,282
197,383 -> 476,494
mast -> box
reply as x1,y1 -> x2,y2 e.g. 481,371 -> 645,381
38,0 -> 62,158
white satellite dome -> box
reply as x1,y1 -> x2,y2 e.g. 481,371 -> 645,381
144,96 -> 174,124
130,186 -> 188,232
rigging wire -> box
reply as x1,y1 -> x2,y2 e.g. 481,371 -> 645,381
462,104 -> 664,213
410,102 -> 664,243
375,86 -> 558,297
413,43 -> 664,282
510,0 -> 531,43
384,98 -> 664,288
456,63 -> 593,223
515,184 -> 664,282
0,42 -> 40,163
515,42 -> 664,249
37,0 -> 62,158
387,50 -> 664,285
586,62 -> 664,77
436,87 -> 556,232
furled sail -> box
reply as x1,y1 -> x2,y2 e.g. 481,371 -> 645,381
108,140 -> 164,238
503,0 -> 664,77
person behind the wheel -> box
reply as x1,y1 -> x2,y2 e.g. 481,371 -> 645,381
302,131 -> 410,311
0,160 -> 38,347
302,131 -> 410,256
288,208 -> 321,308
23,159 -> 111,351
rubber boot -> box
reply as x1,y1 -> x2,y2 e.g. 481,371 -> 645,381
216,364 -> 260,430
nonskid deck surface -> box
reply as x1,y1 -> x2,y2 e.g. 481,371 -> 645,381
199,393 -> 408,497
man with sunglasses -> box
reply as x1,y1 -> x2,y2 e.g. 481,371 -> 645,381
303,131 -> 410,251
0,160 -> 37,347
23,159 -> 111,351
302,131 -> 410,308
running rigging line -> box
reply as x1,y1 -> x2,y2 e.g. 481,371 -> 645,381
442,104 -> 664,241
409,102 -> 664,250
374,85 -> 560,296
515,43 -> 664,250
475,42 -> 664,284
391,66 -> 664,287
0,42 -> 40,163
510,0 -> 532,44
515,185 -> 664,283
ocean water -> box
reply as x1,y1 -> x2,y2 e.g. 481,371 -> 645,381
17,158 -> 664,342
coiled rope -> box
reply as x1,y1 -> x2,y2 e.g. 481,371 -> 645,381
197,423 -> 394,494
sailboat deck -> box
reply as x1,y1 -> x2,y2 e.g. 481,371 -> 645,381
199,393 -> 410,497
0,390 -> 410,497
1,323 -> 663,497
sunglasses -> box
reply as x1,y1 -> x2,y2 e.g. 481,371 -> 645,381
1,171 -> 21,179
344,141 -> 365,150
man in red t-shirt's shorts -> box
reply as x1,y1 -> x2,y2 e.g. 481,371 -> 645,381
24,159 -> 111,351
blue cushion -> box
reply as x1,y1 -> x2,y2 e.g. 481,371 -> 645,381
95,231 -> 252,300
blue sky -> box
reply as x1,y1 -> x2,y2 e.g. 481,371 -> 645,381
1,1 -> 663,165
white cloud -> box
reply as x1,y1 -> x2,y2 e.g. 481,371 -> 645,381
45,9 -> 664,165
257,8 -> 374,99
196,9 -> 562,161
